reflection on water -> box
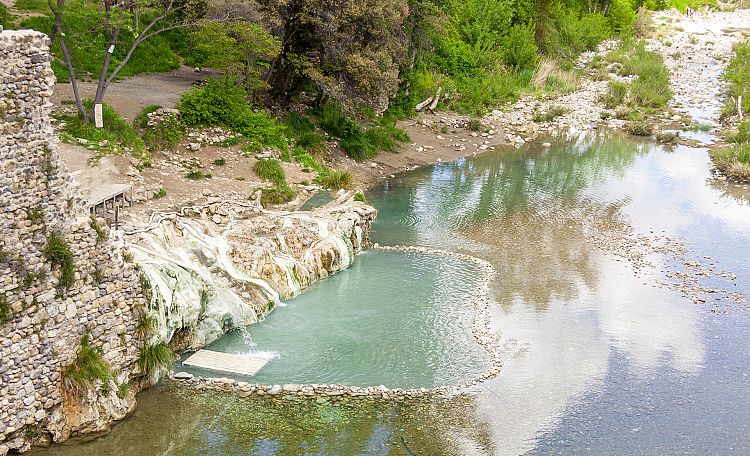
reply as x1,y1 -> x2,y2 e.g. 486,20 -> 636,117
34,133 -> 750,455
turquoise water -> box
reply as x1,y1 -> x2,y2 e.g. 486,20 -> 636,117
179,250 -> 489,388
34,133 -> 750,455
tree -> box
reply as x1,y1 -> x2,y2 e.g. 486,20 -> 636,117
256,0 -> 409,113
191,21 -> 281,96
48,0 -> 225,122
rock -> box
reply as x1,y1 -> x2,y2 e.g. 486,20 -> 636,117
173,372 -> 194,380
268,385 -> 283,395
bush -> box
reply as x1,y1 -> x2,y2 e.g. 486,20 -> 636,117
138,343 -> 174,378
134,105 -> 162,129
0,3 -> 14,29
354,192 -> 367,202
43,231 -> 74,289
601,81 -> 630,109
63,333 -> 111,395
712,144 -> 750,180
0,294 -> 10,324
186,170 -> 211,180
341,134 -> 376,161
606,40 -> 672,109
179,79 -> 288,153
316,101 -> 359,139
141,112 -> 185,151
261,184 -> 296,206
293,147 -> 326,174
502,24 -> 538,69
532,106 -> 567,123
317,169 -> 353,190
723,41 -> 750,118
61,101 -> 147,160
609,0 -> 637,34
253,159 -> 286,185
625,121 -> 655,136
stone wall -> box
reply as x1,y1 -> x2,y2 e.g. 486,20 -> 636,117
0,30 -> 145,454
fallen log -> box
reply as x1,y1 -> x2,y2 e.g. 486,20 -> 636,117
427,87 -> 442,113
415,97 -> 433,112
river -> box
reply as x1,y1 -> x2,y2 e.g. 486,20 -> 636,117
33,133 -> 750,455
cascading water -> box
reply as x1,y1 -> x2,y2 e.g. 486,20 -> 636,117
124,202 -> 376,350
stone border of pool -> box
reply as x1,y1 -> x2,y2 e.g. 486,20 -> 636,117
168,244 -> 502,400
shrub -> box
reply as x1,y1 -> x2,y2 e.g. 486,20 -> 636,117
135,313 -> 158,340
502,24 -> 538,69
625,121 -> 655,136
213,158 -> 226,166
134,105 -> 161,129
63,333 -> 111,395
43,231 -> 74,289
89,216 -> 106,243
711,144 -> 750,181
261,184 -> 296,206
253,159 -> 286,185
141,112 -> 185,151
608,0 -> 636,34
0,294 -> 10,324
656,132 -> 679,143
295,131 -> 327,155
153,187 -> 167,199
61,101 -> 147,161
467,118 -> 483,132
293,147 -> 326,174
138,343 -> 174,378
606,41 -> 672,109
341,134 -> 376,161
601,81 -> 630,109
723,40 -> 750,118
532,106 -> 567,123
354,192 -> 367,203
317,169 -> 353,190
0,3 -> 14,29
186,170 -> 211,180
26,206 -> 44,223
364,127 -> 397,153
316,101 -> 359,139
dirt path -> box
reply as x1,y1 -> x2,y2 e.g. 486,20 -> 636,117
52,67 -> 204,123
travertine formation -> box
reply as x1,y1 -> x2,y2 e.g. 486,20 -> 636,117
0,31 -> 146,454
0,30 -> 378,454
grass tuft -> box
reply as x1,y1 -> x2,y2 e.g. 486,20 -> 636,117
63,333 -> 111,396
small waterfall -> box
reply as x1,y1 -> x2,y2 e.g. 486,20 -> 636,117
124,204 -> 376,350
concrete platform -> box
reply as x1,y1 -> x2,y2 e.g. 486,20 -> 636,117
183,350 -> 270,377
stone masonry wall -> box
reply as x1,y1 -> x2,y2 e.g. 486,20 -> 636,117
0,30 -> 145,454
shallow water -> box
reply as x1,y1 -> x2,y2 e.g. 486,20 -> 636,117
178,251 -> 489,388
34,133 -> 750,455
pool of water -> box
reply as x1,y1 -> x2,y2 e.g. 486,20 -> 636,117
178,250 -> 490,388
34,132 -> 750,455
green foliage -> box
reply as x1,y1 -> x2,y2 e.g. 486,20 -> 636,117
723,40 -> 750,118
0,3 -> 14,29
141,113 -> 185,152
0,294 -> 10,324
135,313 -> 158,340
253,159 -> 286,185
317,169 -> 353,190
63,333 -> 111,395
117,382 -> 129,399
608,0 -> 637,34
153,187 -> 167,199
15,0 -> 48,13
186,170 -> 211,180
605,40 -> 672,110
261,184 -> 296,206
138,343 -> 175,378
20,6 -> 181,80
213,158 -> 226,166
601,81 -> 630,109
189,21 -> 280,94
60,100 -> 147,161
43,231 -> 74,289
89,216 -> 106,243
711,143 -> 750,180
134,105 -> 162,129
502,24 -> 538,69
643,0 -> 718,13
625,121 -> 655,136
293,147 -> 326,174
179,79 -> 288,153
354,192 -> 367,203
26,206 -> 44,223
532,106 -> 567,123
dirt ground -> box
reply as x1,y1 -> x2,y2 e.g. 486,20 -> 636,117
52,67 -> 205,123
